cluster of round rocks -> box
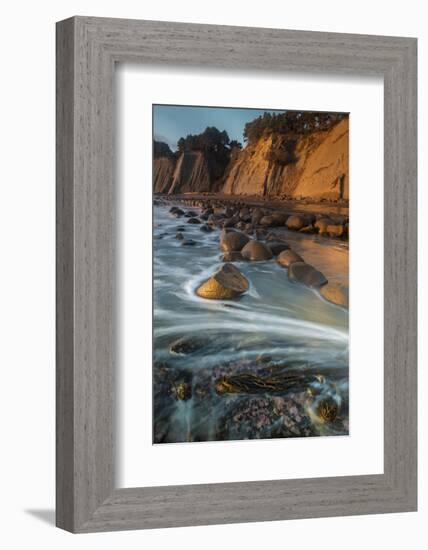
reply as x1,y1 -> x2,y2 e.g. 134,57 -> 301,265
163,199 -> 348,308
161,196 -> 348,239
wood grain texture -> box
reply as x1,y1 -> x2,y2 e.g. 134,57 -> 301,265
56,16 -> 417,533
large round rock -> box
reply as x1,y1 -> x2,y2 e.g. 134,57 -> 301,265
187,217 -> 201,224
266,240 -> 290,256
277,249 -> 303,267
288,261 -> 327,288
251,208 -> 264,225
241,240 -> 273,261
196,263 -> 249,299
326,224 -> 344,238
320,281 -> 349,308
270,212 -> 289,225
219,229 -> 249,252
259,215 -> 275,227
286,215 -> 305,231
314,217 -> 332,233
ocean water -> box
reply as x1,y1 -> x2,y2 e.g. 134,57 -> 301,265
153,203 -> 349,443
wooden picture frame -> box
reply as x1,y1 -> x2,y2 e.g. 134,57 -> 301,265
56,16 -> 417,533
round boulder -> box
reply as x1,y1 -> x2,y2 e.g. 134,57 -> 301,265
239,208 -> 251,222
267,240 -> 290,256
326,224 -> 344,238
286,215 -> 305,231
196,263 -> 249,300
288,261 -> 328,288
277,249 -> 303,267
251,208 -> 264,225
241,240 -> 273,261
270,212 -> 289,225
219,229 -> 250,252
259,215 -> 275,227
223,217 -> 238,228
187,217 -> 201,224
320,281 -> 349,308
314,218 -> 332,234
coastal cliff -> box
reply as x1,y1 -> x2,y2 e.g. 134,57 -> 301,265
153,156 -> 175,194
153,150 -> 227,194
222,118 -> 349,200
153,115 -> 349,201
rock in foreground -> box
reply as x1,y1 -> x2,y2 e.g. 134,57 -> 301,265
320,281 -> 349,308
196,263 -> 249,299
288,261 -> 328,288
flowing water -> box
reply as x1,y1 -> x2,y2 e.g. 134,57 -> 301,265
153,203 -> 349,443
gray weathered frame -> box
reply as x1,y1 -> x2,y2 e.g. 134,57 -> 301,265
56,16 -> 417,533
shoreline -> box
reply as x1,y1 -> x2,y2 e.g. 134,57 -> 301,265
154,196 -> 349,308
152,200 -> 349,443
155,192 -> 349,219
155,193 -> 349,245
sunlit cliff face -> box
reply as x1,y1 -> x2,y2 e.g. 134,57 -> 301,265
154,117 -> 349,201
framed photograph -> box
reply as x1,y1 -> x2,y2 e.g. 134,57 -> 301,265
56,16 -> 417,532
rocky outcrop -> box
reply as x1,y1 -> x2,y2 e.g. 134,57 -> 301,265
222,118 -> 349,200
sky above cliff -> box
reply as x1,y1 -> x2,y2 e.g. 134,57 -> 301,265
153,104 -> 285,151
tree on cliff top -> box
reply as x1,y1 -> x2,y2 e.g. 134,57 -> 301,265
177,126 -> 232,154
153,140 -> 174,158
229,140 -> 243,150
243,111 -> 347,144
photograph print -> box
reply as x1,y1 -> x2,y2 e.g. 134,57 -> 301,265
152,104 -> 349,444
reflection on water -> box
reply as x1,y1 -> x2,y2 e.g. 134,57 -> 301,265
153,204 -> 349,443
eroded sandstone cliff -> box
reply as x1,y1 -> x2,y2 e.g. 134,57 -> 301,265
153,117 -> 349,200
154,150 -> 228,195
222,118 -> 348,200
169,151 -> 213,194
153,156 -> 176,194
